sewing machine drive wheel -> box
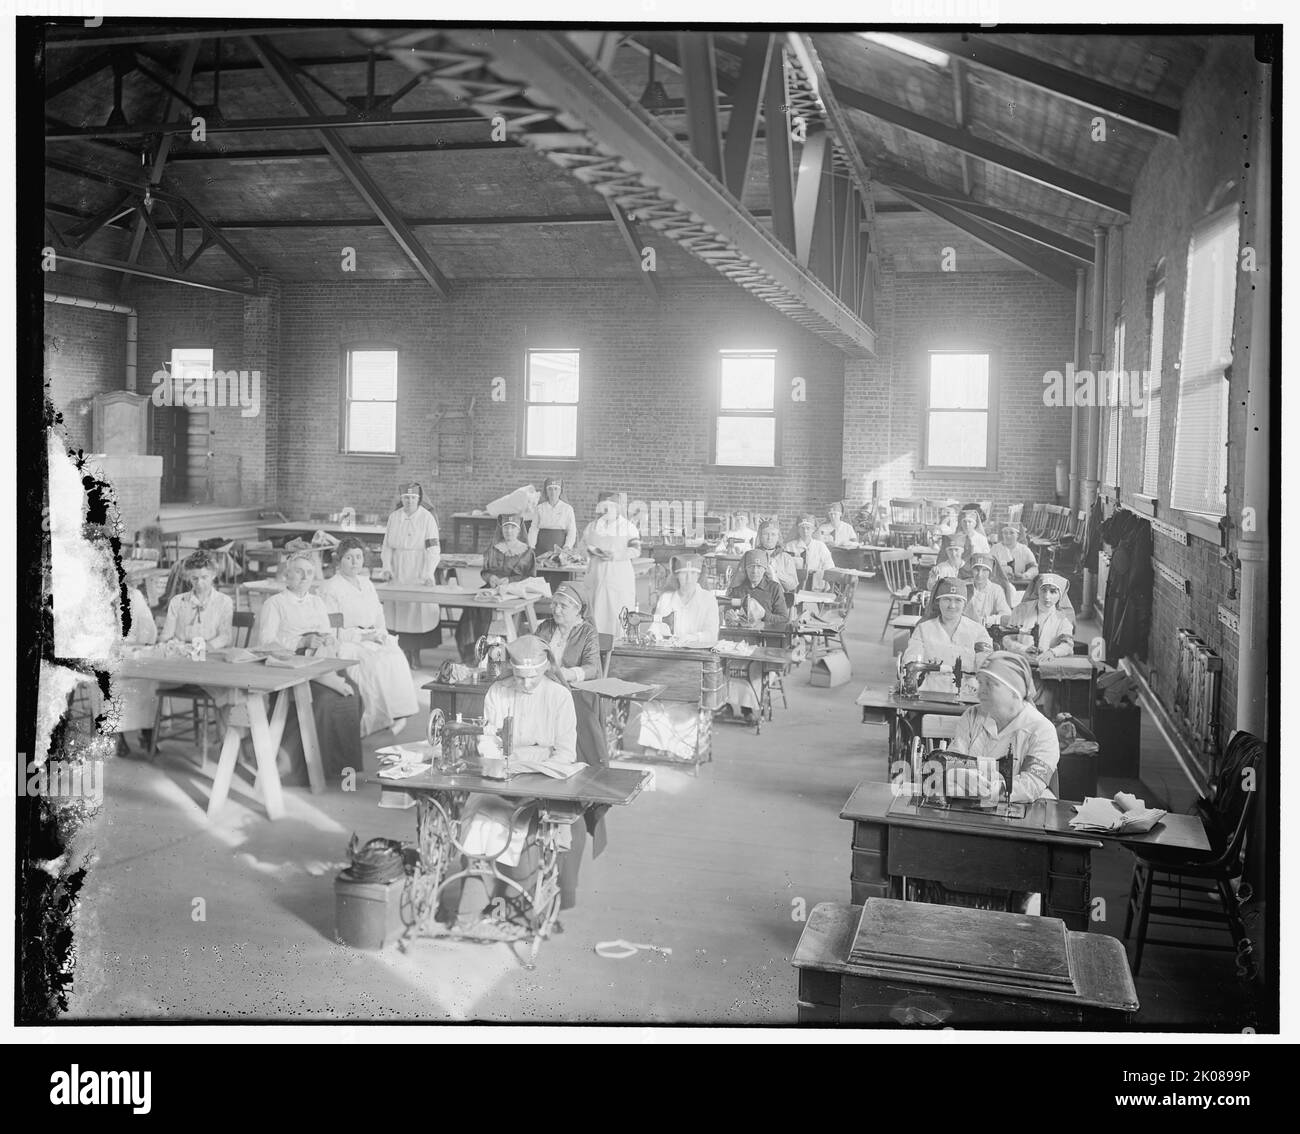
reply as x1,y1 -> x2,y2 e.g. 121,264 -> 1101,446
427,707 -> 445,749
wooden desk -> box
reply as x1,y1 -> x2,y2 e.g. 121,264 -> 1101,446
117,653 -> 357,820
714,644 -> 794,734
373,761 -> 650,966
256,521 -> 387,543
720,624 -> 797,651
436,553 -> 485,589
793,900 -> 1138,1028
840,780 -> 1211,931
604,642 -> 723,768
372,583 -> 539,639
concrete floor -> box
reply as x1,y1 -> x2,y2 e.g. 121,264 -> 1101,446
65,577 -> 1256,1028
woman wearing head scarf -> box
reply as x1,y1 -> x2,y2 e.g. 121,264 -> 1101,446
991,521 -> 1039,584
721,550 -> 788,721
785,514 -> 835,590
946,651 -> 1059,804
580,491 -> 641,647
254,552 -> 363,784
528,476 -> 578,553
926,540 -> 968,592
901,577 -> 993,694
379,481 -> 441,665
456,513 -> 536,664
1003,572 -> 1076,661
947,504 -> 991,556
320,537 -> 418,737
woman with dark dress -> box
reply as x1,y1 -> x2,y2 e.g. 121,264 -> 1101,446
456,513 -> 536,663
534,581 -> 610,910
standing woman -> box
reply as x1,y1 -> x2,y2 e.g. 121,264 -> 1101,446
380,481 -> 441,667
528,476 -> 578,554
255,553 -> 363,783
581,490 -> 641,649
456,513 -> 536,663
320,537 -> 418,737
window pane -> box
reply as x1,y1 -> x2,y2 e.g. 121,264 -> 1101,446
720,354 -> 776,410
348,402 -> 396,452
526,405 -> 578,458
929,353 -> 989,409
716,416 -> 776,466
527,352 -> 580,404
171,347 -> 213,383
927,412 -> 988,467
350,350 -> 398,400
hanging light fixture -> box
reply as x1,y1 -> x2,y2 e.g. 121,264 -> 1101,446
639,49 -> 670,111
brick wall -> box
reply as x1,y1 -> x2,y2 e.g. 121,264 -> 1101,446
270,278 -> 846,533
43,303 -> 126,455
842,264 -> 1077,519
1103,37 -> 1262,742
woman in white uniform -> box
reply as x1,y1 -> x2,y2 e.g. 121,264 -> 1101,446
580,490 -> 641,648
379,480 -> 441,667
1003,573 -> 1076,661
901,577 -> 993,694
528,476 -> 578,554
824,502 -> 859,547
320,537 -> 418,737
965,552 -> 1011,626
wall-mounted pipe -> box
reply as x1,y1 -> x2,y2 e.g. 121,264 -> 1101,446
45,291 -> 139,394
1081,227 -> 1107,611
1069,267 -> 1087,510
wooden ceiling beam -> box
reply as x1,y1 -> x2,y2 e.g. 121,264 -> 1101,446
906,32 -> 1181,138
245,35 -> 450,298
829,79 -> 1131,215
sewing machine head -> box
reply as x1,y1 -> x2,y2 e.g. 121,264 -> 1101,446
475,634 -> 509,679
427,707 -> 513,774
898,656 -> 965,699
619,606 -> 658,645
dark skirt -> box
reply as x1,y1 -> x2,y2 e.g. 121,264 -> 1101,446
274,682 -> 363,787
534,528 -> 567,555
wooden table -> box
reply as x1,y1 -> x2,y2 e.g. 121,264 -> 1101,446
793,900 -> 1138,1028
840,780 -> 1211,931
856,684 -> 976,769
714,644 -> 794,734
373,761 -> 650,967
372,583 -> 540,639
256,521 -> 387,543
603,642 -> 723,769
435,553 -> 485,589
117,654 -> 357,820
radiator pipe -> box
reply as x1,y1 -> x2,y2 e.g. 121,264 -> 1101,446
1081,227 -> 1107,612
1069,267 -> 1087,510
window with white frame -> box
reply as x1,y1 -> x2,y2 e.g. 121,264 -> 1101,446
1142,277 -> 1166,497
1170,206 -> 1239,516
341,347 -> 398,454
924,351 -> 994,469
714,350 -> 778,467
524,349 -> 580,459
1104,319 -> 1125,488
170,346 -> 213,389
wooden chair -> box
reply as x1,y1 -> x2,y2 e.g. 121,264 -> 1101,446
878,550 -> 919,639
1122,730 -> 1264,977
801,575 -> 851,663
1006,503 -> 1024,529
888,498 -> 926,548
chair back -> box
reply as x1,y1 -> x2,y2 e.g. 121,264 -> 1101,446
231,610 -> 255,647
1006,503 -> 1024,527
890,498 -> 925,525
1204,730 -> 1264,868
879,549 -> 915,595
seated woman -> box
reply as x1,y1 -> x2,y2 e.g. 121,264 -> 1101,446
436,636 -> 578,931
785,514 -> 835,590
721,549 -> 788,721
1002,572 -> 1076,662
925,540 -> 967,592
320,537 -> 418,738
110,584 -> 160,756
254,553 -> 363,784
633,555 -> 722,758
991,521 -> 1039,587
161,549 -> 234,650
720,511 -> 757,553
947,504 -> 991,556
824,502 -> 859,548
965,552 -> 1012,626
901,577 -> 993,695
456,513 -> 536,664
535,582 -> 607,767
755,520 -> 800,606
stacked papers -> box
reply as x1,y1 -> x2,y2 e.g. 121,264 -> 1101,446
1069,793 -> 1167,834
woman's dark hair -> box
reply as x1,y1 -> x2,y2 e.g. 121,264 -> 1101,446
183,550 -> 215,573
335,536 -> 367,559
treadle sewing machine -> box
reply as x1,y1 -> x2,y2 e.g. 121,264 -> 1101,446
898,656 -> 964,700
373,713 -> 650,968
618,605 -> 660,646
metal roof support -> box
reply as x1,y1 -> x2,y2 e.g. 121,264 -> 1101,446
678,33 -> 724,180
606,201 -> 661,301
47,251 -> 260,295
793,128 -> 829,268
763,51 -> 797,250
245,35 -> 450,298
723,33 -> 774,199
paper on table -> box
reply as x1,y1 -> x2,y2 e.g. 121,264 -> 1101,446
1070,794 -> 1168,834
511,760 -> 586,780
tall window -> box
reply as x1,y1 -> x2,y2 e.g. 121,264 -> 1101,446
1142,276 -> 1166,497
524,349 -> 580,459
341,348 -> 398,454
1170,206 -> 1239,516
924,351 -> 994,469
714,350 -> 778,467
1104,319 -> 1125,488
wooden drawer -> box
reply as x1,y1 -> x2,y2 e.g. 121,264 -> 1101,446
889,826 -> 1047,893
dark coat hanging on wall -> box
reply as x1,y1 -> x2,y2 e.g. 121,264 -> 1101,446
1100,510 -> 1154,663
